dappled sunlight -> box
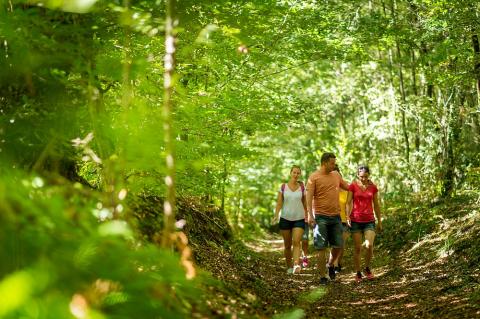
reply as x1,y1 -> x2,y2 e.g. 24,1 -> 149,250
244,231 -> 286,253
242,214 -> 480,318
363,239 -> 372,248
69,294 -> 88,318
349,293 -> 409,306
299,287 -> 327,303
2,0 -> 480,317
245,238 -> 284,253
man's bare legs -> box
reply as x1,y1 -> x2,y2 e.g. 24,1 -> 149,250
301,239 -> 308,265
317,248 -> 327,277
332,231 -> 350,270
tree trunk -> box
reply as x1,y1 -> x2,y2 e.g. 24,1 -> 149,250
396,41 -> 410,163
420,43 -> 434,100
411,48 -> 420,153
162,0 -> 178,247
441,91 -> 462,198
472,33 -> 480,105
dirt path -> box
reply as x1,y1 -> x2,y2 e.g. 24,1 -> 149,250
244,233 -> 480,319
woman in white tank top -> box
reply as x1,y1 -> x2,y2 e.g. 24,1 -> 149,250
273,166 -> 308,274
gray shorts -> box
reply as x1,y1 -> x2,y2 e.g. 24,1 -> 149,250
313,215 -> 343,249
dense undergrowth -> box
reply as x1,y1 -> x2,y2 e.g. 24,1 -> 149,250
130,191 -> 284,318
380,193 -> 480,262
0,169 -> 283,318
128,189 -> 480,317
378,192 -> 480,302
186,190 -> 480,317
1,167 -> 479,318
0,172 -> 210,319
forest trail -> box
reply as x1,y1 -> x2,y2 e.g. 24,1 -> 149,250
244,232 -> 479,319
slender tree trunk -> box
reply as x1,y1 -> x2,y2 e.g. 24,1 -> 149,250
472,33 -> 480,105
407,1 -> 421,155
122,0 -> 132,108
221,157 -> 227,212
162,0 -> 178,247
390,0 -> 410,163
396,41 -> 410,163
234,191 -> 242,230
411,48 -> 420,153
384,0 -> 410,160
420,43 -> 434,100
442,91 -> 462,198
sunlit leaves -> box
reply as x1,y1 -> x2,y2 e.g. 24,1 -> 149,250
0,271 -> 34,316
28,0 -> 98,13
195,24 -> 219,44
0,171 -> 202,318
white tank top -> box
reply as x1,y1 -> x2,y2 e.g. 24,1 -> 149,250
280,184 -> 305,221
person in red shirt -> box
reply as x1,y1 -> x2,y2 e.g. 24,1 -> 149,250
346,165 -> 383,282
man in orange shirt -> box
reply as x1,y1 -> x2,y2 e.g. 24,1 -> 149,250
306,152 -> 349,285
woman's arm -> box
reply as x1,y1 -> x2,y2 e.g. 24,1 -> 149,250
302,192 -> 308,221
373,192 -> 382,232
346,191 -> 353,227
272,192 -> 283,223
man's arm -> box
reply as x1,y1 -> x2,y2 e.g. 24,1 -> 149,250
301,193 -> 308,221
306,178 -> 315,225
334,170 -> 349,190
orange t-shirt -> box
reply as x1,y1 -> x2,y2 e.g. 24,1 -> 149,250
307,170 -> 342,216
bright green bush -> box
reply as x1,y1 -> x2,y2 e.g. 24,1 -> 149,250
0,173 -> 201,319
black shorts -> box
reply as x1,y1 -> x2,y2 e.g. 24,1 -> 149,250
279,218 -> 306,230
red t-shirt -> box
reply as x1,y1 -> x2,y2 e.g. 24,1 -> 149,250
348,181 -> 378,223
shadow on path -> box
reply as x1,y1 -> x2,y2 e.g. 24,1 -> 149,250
244,232 -> 480,319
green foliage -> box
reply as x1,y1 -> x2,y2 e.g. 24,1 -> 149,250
298,287 -> 327,304
1,0 -> 480,315
379,193 -> 480,266
272,309 -> 305,319
0,172 -> 203,318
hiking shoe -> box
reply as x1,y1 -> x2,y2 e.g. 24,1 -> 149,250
364,267 -> 374,280
302,256 -> 309,268
328,265 -> 336,280
355,271 -> 363,283
319,277 -> 328,285
335,264 -> 342,273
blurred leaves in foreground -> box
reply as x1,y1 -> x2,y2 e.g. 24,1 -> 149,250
0,172 -> 202,319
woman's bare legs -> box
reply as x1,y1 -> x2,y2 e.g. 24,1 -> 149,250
281,229 -> 293,268
292,227 -> 304,273
352,232 -> 363,273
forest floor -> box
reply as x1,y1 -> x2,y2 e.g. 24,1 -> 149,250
194,195 -> 480,318
240,231 -> 479,319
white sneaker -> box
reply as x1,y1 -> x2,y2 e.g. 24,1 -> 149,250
293,265 -> 301,274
